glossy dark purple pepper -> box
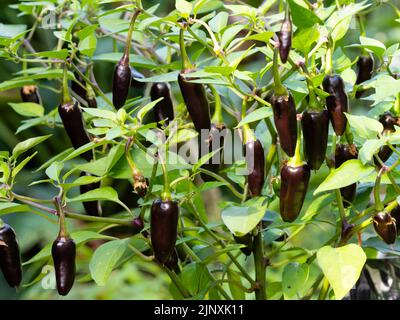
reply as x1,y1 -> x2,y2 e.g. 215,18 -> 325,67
271,93 -> 297,157
0,224 -> 22,288
245,139 -> 265,197
323,75 -> 348,136
58,101 -> 92,161
373,212 -> 397,245
356,56 -> 374,99
113,53 -> 131,109
20,85 -> 42,104
150,82 -> 174,126
301,109 -> 329,170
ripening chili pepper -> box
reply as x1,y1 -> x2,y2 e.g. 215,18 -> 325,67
278,5 -> 292,64
0,223 -> 22,288
233,234 -> 253,256
130,67 -> 146,89
322,75 -> 348,136
52,235 -> 76,296
374,112 -> 397,166
301,109 -> 329,170
150,82 -> 174,126
79,172 -> 101,216
20,85 -> 42,104
355,55 -> 374,99
112,10 -> 141,109
178,27 -> 211,132
335,144 -> 359,207
280,119 -> 311,222
373,212 -> 397,245
58,101 -> 92,161
201,124 -> 226,182
271,48 -> 297,157
245,139 -> 265,197
150,199 -> 179,264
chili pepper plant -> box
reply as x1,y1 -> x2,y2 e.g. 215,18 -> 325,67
0,0 -> 400,300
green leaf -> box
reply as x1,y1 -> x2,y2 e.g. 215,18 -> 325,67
78,33 -> 97,57
137,98 -> 163,123
302,193 -> 335,221
246,31 -> 274,44
30,49 -> 69,60
314,160 -> 374,195
12,135 -> 51,159
235,107 -> 273,128
227,269 -> 246,300
12,152 -> 37,178
89,239 -> 129,286
175,0 -> 193,19
68,186 -> 120,203
317,244 -> 366,300
45,162 -> 64,182
282,263 -> 309,299
209,11 -> 229,33
221,197 -> 268,236
359,36 -> 386,57
359,139 -> 384,164
0,202 -> 30,215
346,113 -> 383,140
288,0 -> 323,29
179,262 -> 213,298
82,107 -> 116,121
9,102 -> 44,117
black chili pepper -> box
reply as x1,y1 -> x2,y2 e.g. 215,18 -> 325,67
58,100 -> 92,161
390,205 -> 400,234
271,93 -> 297,157
52,235 -> 76,296
322,75 -> 348,136
150,82 -> 175,126
113,52 -> 131,109
20,85 -> 42,104
79,172 -> 101,216
335,144 -> 359,207
301,109 -> 329,170
373,212 -> 397,245
278,6 -> 292,64
150,199 -> 179,264
0,224 -> 22,288
245,139 -> 265,197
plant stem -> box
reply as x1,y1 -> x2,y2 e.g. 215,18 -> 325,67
197,168 -> 243,199
179,25 -> 194,71
374,167 -> 385,212
318,278 -> 330,300
273,48 -> 287,96
163,267 -> 192,298
253,224 -> 266,300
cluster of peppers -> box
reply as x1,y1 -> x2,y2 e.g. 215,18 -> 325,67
12,5 -> 399,295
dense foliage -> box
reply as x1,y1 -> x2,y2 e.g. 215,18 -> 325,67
0,0 -> 400,300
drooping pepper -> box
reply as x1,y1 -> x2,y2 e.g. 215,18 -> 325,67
300,63 -> 330,170
390,205 -> 400,234
301,110 -> 329,170
0,223 -> 22,288
150,153 -> 179,265
280,119 -> 310,222
151,198 -> 179,264
177,26 -> 211,132
355,55 -> 374,99
52,197 -> 76,296
373,212 -> 397,245
322,74 -> 348,136
112,10 -> 141,109
374,112 -> 397,166
271,48 -> 297,157
278,4 -> 292,64
245,139 -> 265,197
58,66 -> 93,162
20,85 -> 42,104
150,82 -> 174,126
335,144 -> 358,207
79,172 -> 101,216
